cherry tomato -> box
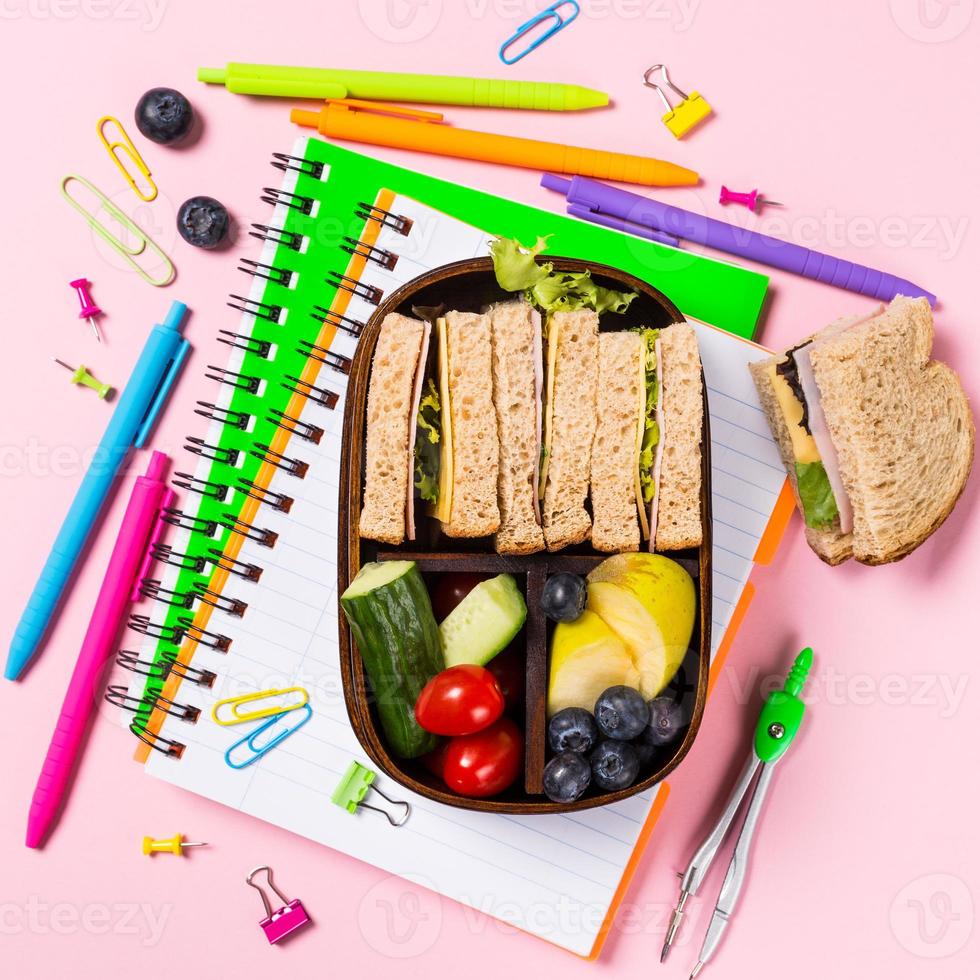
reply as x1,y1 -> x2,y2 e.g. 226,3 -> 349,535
442,717 -> 524,798
419,741 -> 449,779
415,664 -> 505,736
487,645 -> 525,716
430,572 -> 490,622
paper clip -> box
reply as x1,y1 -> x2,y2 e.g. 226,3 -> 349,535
332,761 -> 411,827
212,687 -> 310,726
643,64 -> 713,139
97,116 -> 158,203
246,866 -> 312,945
60,174 -> 175,287
498,0 -> 579,65
224,705 -> 312,770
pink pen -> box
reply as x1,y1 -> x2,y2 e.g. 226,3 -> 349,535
26,451 -> 173,849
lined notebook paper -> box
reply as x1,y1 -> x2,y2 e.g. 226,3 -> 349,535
130,178 -> 787,958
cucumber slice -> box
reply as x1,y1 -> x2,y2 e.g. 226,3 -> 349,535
440,574 -> 527,667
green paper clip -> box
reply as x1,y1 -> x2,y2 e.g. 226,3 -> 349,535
331,762 -> 410,827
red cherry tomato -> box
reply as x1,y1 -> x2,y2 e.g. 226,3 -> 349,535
442,717 -> 524,798
415,664 -> 505,736
430,573 -> 490,622
487,645 -> 525,715
420,741 -> 449,779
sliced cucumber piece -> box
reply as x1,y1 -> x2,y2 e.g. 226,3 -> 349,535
440,574 -> 527,667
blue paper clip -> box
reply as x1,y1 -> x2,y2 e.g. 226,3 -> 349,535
224,705 -> 313,770
498,0 -> 580,65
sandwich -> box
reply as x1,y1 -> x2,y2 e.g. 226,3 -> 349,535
751,296 -> 974,565
590,322 -> 704,553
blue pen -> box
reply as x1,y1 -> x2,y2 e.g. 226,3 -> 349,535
6,301 -> 190,681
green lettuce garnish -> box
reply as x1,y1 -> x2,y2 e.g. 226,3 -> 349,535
414,379 -> 441,503
635,329 -> 660,503
795,461 -> 839,529
489,235 -> 638,316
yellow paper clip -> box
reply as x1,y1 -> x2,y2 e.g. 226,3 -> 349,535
60,175 -> 175,287
643,64 -> 712,139
212,687 -> 310,726
97,116 -> 158,202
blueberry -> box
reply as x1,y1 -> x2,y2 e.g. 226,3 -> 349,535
177,196 -> 229,249
135,87 -> 193,145
590,740 -> 640,792
548,707 -> 598,754
639,697 -> 686,747
594,686 -> 649,741
540,573 -> 587,623
543,751 -> 592,803
632,741 -> 657,770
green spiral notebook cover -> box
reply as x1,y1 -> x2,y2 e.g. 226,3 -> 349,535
128,136 -> 768,743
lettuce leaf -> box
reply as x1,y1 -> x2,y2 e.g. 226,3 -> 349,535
636,329 -> 661,504
490,235 -> 637,316
414,379 -> 441,503
795,461 -> 839,529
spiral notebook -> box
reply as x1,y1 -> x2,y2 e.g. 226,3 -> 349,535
116,137 -> 786,958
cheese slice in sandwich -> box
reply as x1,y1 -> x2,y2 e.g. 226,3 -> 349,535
540,309 -> 599,551
751,295 -> 974,565
360,312 -> 430,545
490,300 -> 545,555
429,310 -> 501,538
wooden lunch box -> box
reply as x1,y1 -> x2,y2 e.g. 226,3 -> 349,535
338,257 -> 712,814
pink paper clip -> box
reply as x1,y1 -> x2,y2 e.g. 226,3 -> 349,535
246,866 -> 311,945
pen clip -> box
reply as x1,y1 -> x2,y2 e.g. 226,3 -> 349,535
324,98 -> 444,123
134,339 -> 191,448
132,487 -> 177,602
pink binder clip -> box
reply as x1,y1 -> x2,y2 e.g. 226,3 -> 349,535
246,866 -> 311,945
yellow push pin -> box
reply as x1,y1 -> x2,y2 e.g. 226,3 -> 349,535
53,358 -> 113,399
142,834 -> 208,857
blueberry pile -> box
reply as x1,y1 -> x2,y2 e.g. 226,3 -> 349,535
543,688 -> 686,803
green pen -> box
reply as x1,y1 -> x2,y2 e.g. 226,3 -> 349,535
198,62 -> 609,111
661,648 -> 814,978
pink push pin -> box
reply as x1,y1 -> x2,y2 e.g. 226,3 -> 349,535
719,186 -> 783,214
69,277 -> 103,343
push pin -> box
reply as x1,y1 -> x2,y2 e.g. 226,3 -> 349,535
69,277 -> 103,343
247,865 -> 312,945
332,761 -> 411,826
53,358 -> 113,399
142,834 -> 208,856
719,186 -> 783,213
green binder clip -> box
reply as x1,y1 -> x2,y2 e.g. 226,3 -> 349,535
332,762 -> 410,827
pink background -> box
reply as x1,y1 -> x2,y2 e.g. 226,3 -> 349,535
1,1 -> 977,976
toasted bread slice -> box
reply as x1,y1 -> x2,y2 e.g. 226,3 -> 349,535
655,323 -> 704,550
542,310 -> 599,551
591,332 -> 642,552
442,310 -> 501,538
491,301 -> 545,555
359,312 -> 426,545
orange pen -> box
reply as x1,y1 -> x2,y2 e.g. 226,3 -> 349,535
290,99 -> 699,187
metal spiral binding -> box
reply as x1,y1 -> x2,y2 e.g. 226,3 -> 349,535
266,408 -> 323,445
271,152 -> 324,178
204,364 -> 262,395
116,650 -> 174,681
340,237 -> 397,271
185,436 -> 240,466
176,615 -> 232,653
282,374 -> 339,409
207,547 -> 263,582
218,513 -> 278,548
105,685 -> 200,723
194,402 -> 251,431
325,271 -> 382,305
296,340 -> 351,375
173,472 -> 230,502
227,295 -> 284,324
310,305 -> 364,337
236,478 -> 294,514
161,506 -> 219,535
238,258 -> 294,287
354,201 -> 412,236
193,583 -> 248,618
217,330 -> 273,359
249,223 -> 304,251
130,721 -> 186,759
139,579 -> 196,610
167,656 -> 218,687
261,187 -> 314,215
151,543 -> 208,573
128,613 -> 184,644
250,442 -> 309,478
